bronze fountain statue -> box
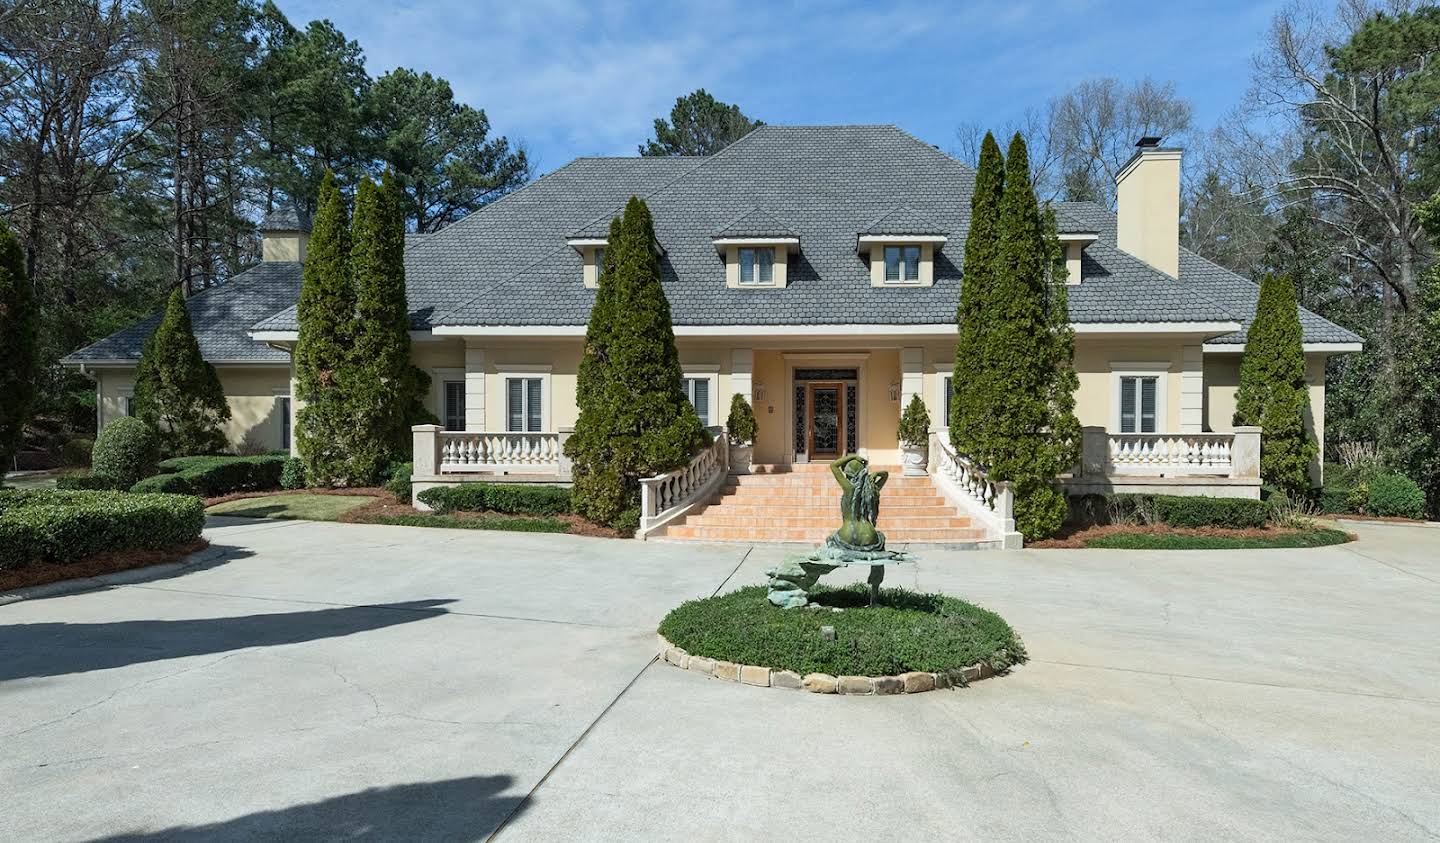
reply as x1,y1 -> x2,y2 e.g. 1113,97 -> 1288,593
765,453 -> 915,609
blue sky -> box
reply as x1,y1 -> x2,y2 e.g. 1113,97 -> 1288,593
278,0 -> 1283,173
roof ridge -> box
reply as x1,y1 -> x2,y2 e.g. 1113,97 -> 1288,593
432,125 -> 782,326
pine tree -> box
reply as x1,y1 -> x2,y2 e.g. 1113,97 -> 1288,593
0,222 -> 36,472
294,170 -> 356,485
566,196 -> 708,528
1234,272 -> 1317,495
347,172 -> 425,482
132,289 -> 230,455
952,132 -> 1005,456
979,134 -> 1081,540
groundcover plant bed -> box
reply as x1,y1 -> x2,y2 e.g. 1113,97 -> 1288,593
1083,527 -> 1352,550
657,585 -> 1025,677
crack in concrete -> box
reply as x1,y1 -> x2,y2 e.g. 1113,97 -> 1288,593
1339,544 -> 1440,586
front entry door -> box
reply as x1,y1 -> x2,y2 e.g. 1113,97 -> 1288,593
807,382 -> 845,460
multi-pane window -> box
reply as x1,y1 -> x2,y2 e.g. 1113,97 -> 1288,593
1119,376 -> 1158,433
738,247 -> 774,285
506,378 -> 543,432
681,377 -> 711,426
593,247 -> 605,280
277,396 -> 292,450
443,381 -> 466,431
883,245 -> 921,283
120,394 -> 135,417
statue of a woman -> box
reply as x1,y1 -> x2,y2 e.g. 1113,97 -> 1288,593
829,453 -> 888,552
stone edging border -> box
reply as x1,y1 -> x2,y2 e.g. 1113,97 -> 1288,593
657,635 -> 1001,695
0,544 -> 230,607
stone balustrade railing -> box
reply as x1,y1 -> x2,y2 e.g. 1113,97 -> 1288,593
928,432 -> 1021,549
1079,425 -> 1260,479
639,431 -> 729,537
411,425 -> 572,478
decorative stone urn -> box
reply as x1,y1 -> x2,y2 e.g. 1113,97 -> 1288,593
729,442 -> 754,475
900,442 -> 928,477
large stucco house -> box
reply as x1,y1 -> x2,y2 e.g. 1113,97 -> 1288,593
64,125 -> 1360,547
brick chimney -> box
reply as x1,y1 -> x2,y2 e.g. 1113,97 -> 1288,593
259,205 -> 310,262
1115,137 -> 1181,278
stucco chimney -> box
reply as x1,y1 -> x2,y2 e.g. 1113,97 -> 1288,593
259,205 -> 311,262
1115,138 -> 1181,278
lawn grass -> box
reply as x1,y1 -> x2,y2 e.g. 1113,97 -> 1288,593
1084,527 -> 1353,550
363,513 -> 571,533
658,585 -> 1025,677
207,493 -> 377,521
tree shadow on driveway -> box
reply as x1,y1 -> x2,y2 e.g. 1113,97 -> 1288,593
90,773 -> 525,842
0,599 -> 456,682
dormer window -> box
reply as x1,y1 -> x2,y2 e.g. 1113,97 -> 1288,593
883,245 -> 921,284
567,238 -> 608,288
739,247 -> 774,285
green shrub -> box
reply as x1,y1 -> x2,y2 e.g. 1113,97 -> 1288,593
1085,528 -> 1352,550
364,513 -> 571,533
280,457 -> 307,490
613,505 -> 641,535
0,489 -> 204,569
383,461 -> 412,500
62,438 -> 94,467
897,394 -> 931,447
131,473 -> 195,494
91,417 -> 161,488
1367,472 -> 1427,519
416,482 -> 571,516
141,454 -> 285,497
726,394 -> 758,446
55,473 -> 124,491
1152,495 -> 1270,529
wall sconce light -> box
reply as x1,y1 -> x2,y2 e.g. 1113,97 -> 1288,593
753,382 -> 767,402
889,381 -> 902,401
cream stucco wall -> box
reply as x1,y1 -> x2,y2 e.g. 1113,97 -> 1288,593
1115,149 -> 1181,277
1205,352 -> 1328,481
96,365 -> 293,451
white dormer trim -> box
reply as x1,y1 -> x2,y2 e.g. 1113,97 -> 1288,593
566,238 -> 607,250
712,236 -> 799,253
1057,231 -> 1099,245
857,234 -> 947,248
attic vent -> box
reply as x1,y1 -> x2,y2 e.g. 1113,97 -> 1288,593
1136,136 -> 1163,148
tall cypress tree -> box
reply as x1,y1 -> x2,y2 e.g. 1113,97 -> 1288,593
0,222 -> 35,472
566,196 -> 707,528
295,170 -> 356,485
952,132 -> 1004,457
133,289 -> 231,455
981,134 -> 1081,540
348,172 -> 425,481
1234,272 -> 1316,495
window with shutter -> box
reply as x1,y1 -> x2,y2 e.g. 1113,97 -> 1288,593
444,381 -> 466,431
681,377 -> 711,425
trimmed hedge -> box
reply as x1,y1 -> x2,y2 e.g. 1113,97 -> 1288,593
0,489 -> 204,569
91,417 -> 160,488
1367,473 -> 1427,519
62,438 -> 94,467
135,454 -> 287,497
1101,493 -> 1271,529
417,482 -> 572,516
56,474 -> 125,491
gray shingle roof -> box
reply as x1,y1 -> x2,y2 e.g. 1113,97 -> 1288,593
713,206 -> 798,239
861,206 -> 947,235
73,125 -> 1361,361
260,205 -> 310,232
63,261 -> 302,363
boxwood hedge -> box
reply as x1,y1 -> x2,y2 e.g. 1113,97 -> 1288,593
0,489 -> 204,569
132,454 -> 287,497
416,482 -> 572,516
1101,493 -> 1271,529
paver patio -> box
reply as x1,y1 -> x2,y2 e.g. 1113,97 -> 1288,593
2,517 -> 1437,840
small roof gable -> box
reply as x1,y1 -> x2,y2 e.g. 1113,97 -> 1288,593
860,206 -> 947,236
712,206 -> 798,240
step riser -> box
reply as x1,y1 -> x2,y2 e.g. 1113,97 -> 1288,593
686,517 -> 972,529
664,527 -> 987,542
701,505 -> 961,517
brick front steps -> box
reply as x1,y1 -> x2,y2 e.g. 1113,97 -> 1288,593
655,463 -> 988,544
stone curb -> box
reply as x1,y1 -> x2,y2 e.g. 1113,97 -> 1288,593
656,635 -> 1001,695
0,544 -> 230,607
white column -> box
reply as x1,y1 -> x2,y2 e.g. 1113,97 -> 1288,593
1180,344 -> 1204,433
464,343 -> 486,431
901,347 -> 924,408
730,348 -> 753,405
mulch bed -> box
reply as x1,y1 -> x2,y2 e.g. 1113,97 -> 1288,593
203,487 -> 628,538
1325,513 -> 1431,525
1029,523 -> 1324,549
0,539 -> 210,594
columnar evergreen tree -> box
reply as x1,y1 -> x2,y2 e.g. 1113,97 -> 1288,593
961,134 -> 1081,540
952,132 -> 1005,456
0,223 -> 36,471
1234,272 -> 1317,495
132,289 -> 231,455
566,196 -> 708,528
294,170 -> 356,485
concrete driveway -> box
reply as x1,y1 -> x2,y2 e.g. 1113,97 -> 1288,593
2,517 -> 1437,841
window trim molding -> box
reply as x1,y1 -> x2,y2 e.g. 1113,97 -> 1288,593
724,244 -> 787,289
868,241 -> 935,287
1109,362 -> 1170,433
497,368 -> 552,433
431,367 -> 465,429
681,369 -> 720,427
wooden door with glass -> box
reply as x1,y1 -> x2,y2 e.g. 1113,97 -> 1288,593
806,381 -> 846,461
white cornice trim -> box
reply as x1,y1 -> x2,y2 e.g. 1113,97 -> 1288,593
435,321 -> 1243,338
712,237 -> 799,246
1057,232 -> 1099,244
249,330 -> 299,342
1204,341 -> 1363,354
566,238 -> 607,250
64,358 -> 291,368
857,234 -> 948,250
1073,321 -> 1241,334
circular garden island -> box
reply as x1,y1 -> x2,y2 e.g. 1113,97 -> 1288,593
657,584 -> 1026,696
